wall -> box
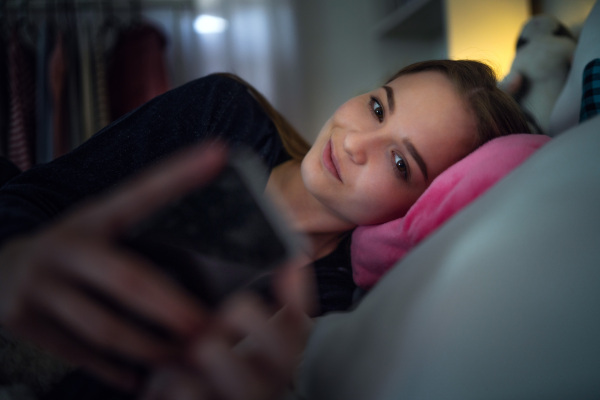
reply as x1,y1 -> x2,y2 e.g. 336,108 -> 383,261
143,0 -> 301,127
446,0 -> 530,79
292,0 -> 445,141
291,0 -> 597,142
146,0 -> 448,142
292,0 -> 530,140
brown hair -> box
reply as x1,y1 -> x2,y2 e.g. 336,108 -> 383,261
215,73 -> 311,161
386,59 -> 531,148
220,60 -> 530,161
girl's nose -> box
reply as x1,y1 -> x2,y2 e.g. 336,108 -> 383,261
343,130 -> 380,165
343,131 -> 367,165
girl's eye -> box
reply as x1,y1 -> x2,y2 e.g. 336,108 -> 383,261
394,153 -> 408,180
370,97 -> 384,122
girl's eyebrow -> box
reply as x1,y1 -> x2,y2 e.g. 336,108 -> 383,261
383,85 -> 395,113
403,139 -> 429,181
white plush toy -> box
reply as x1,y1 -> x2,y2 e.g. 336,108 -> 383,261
499,14 -> 577,134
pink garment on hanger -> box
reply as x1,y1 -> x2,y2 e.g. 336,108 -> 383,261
107,21 -> 171,121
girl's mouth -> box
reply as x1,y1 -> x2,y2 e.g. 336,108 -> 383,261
323,139 -> 342,182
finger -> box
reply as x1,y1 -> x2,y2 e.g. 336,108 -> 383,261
273,260 -> 318,317
68,142 -> 228,237
49,239 -> 208,338
266,265 -> 316,368
194,338 -> 278,400
141,367 -> 210,400
188,294 -> 297,399
219,294 -> 290,374
31,277 -> 178,366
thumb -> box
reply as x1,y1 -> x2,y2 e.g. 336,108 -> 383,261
274,260 -> 318,317
65,142 -> 228,238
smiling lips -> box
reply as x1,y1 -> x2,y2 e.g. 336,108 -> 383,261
323,139 -> 342,182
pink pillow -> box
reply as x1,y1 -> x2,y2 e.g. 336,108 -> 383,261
351,134 -> 551,290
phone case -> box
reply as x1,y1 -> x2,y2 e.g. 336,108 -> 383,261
121,149 -> 302,308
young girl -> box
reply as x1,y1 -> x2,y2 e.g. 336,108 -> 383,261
0,59 -> 530,399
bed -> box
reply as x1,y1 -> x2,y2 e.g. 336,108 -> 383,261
286,2 -> 600,399
1,2 -> 599,399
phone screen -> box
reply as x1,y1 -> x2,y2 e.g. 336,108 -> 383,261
121,149 -> 302,307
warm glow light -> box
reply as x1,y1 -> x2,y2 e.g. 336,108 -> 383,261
194,14 -> 228,34
446,0 -> 530,79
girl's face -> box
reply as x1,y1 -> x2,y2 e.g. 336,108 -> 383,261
301,71 -> 478,226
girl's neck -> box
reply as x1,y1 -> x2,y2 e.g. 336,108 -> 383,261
265,159 -> 355,262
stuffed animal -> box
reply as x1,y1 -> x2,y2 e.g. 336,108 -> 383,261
499,14 -> 577,134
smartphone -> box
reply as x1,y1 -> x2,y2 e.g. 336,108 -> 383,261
121,148 -> 303,308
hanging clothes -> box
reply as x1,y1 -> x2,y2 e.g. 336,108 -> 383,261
61,14 -> 82,152
36,19 -> 54,164
107,21 -> 171,121
7,26 -> 36,171
92,23 -> 112,133
49,30 -> 69,158
2,5 -> 177,165
0,29 -> 10,158
78,21 -> 96,141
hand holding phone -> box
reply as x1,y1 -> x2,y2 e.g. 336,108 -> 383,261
122,149 -> 303,308
0,144 -> 230,390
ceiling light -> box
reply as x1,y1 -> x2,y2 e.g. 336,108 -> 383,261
194,14 -> 228,34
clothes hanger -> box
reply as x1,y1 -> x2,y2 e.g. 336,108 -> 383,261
98,0 -> 121,43
16,0 -> 37,47
128,0 -> 143,28
100,0 -> 120,30
55,0 -> 76,33
0,1 -> 7,37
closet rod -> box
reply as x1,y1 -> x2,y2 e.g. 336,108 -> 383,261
4,0 -> 196,11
